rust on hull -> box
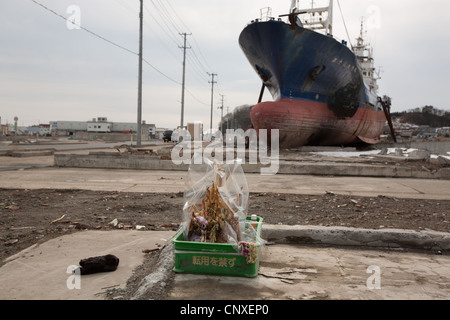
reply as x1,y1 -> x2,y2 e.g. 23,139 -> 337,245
251,99 -> 386,149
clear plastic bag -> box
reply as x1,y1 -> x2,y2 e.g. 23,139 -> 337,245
237,221 -> 266,264
182,158 -> 249,244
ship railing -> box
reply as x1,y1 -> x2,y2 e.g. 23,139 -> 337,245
260,7 -> 273,21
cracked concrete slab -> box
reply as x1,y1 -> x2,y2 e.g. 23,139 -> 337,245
169,244 -> 450,300
0,230 -> 174,300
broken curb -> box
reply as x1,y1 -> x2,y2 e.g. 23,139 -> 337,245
262,224 -> 450,252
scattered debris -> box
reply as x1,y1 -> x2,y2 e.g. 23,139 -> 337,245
94,286 -> 125,297
280,279 -> 295,284
101,284 -> 121,290
10,226 -> 35,230
437,155 -> 450,167
142,248 -> 160,254
5,239 -> 19,246
75,254 -> 119,275
115,144 -> 134,154
109,218 -> 119,227
301,290 -> 329,300
160,223 -> 178,230
259,267 -> 317,280
50,214 -> 66,224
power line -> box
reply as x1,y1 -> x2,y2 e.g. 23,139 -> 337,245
30,0 -> 136,56
143,2 -> 210,87
30,0 -> 214,113
30,0 -> 182,86
187,45 -> 210,77
148,0 -> 182,46
155,0 -> 184,33
113,0 -> 137,18
148,0 -> 216,85
166,0 -> 192,33
186,54 -> 210,83
142,5 -> 181,60
188,36 -> 215,75
142,58 -> 181,85
185,88 -> 209,107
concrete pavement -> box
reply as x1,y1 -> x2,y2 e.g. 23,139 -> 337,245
1,167 -> 450,200
169,242 -> 450,300
1,227 -> 448,300
0,230 -> 174,300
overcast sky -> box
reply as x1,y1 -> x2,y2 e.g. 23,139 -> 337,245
1,0 -> 449,129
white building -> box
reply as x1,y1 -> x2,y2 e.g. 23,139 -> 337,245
87,119 -> 112,133
38,124 -> 52,136
51,117 -> 156,137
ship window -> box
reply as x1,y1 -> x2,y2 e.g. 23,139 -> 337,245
363,71 -> 367,76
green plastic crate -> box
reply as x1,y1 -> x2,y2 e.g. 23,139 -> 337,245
173,216 -> 263,278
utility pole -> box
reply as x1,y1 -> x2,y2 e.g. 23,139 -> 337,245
179,33 -> 191,129
208,73 -> 217,130
136,0 -> 143,147
218,94 -> 225,133
226,106 -> 230,131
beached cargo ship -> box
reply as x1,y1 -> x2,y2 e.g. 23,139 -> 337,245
239,0 -> 393,148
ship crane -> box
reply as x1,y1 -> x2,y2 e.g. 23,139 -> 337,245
282,0 -> 333,35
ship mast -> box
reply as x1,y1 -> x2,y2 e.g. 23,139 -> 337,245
353,19 -> 379,93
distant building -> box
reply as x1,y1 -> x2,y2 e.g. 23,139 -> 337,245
437,127 -> 450,137
51,117 -> 156,138
39,124 -> 52,136
50,121 -> 86,135
87,119 -> 112,133
0,116 -> 7,136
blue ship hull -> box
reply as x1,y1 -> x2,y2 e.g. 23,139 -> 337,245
239,19 -> 386,147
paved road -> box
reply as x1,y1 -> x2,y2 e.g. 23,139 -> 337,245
1,167 -> 450,200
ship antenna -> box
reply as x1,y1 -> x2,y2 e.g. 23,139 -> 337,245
328,0 -> 334,36
337,0 -> 353,49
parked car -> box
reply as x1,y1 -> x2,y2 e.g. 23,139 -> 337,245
163,130 -> 173,142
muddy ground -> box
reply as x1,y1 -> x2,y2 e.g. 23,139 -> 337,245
1,188 -> 449,299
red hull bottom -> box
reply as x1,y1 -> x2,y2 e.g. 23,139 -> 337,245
251,99 -> 387,149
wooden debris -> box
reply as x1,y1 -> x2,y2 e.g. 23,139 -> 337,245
10,226 -> 36,230
50,214 -> 66,224
280,279 -> 295,284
